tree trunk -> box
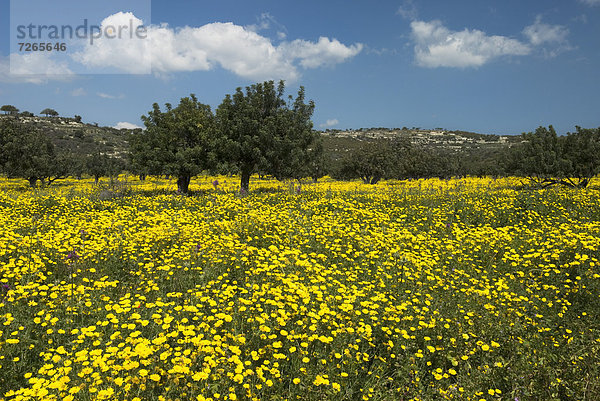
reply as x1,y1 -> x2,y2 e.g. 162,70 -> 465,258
94,176 -> 100,185
370,175 -> 381,185
240,169 -> 251,193
177,175 -> 191,194
28,177 -> 38,188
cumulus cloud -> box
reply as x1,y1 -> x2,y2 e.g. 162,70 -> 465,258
410,20 -> 531,68
72,12 -> 362,81
72,12 -> 151,74
320,119 -> 339,128
114,122 -> 143,130
0,54 -> 74,84
523,16 -> 569,46
280,37 -> 363,69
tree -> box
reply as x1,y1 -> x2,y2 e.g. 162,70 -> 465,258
74,115 -> 82,123
130,94 -> 216,194
1,105 -> 19,115
216,80 -> 316,192
512,125 -> 569,188
86,152 -> 125,184
0,118 -> 70,187
561,126 -> 600,188
509,125 -> 600,188
337,140 -> 397,184
41,108 -> 59,117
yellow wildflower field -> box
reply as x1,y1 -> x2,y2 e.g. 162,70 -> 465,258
0,176 -> 599,400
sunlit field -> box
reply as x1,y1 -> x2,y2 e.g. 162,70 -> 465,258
1,176 -> 599,401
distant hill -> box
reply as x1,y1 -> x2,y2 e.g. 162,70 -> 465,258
318,127 -> 523,161
0,115 -> 134,158
1,115 -> 523,164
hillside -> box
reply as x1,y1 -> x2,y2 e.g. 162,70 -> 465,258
319,127 -> 522,161
0,115 -> 133,158
1,115 -> 522,163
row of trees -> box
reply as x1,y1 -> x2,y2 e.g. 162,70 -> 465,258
1,105 -> 59,117
512,125 -> 600,188
130,81 -> 321,193
335,125 -> 600,188
0,116 -> 125,187
1,80 -> 599,190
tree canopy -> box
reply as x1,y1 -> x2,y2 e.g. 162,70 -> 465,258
1,105 -> 19,115
512,125 -> 600,188
0,118 -> 70,187
130,94 -> 216,193
40,108 -> 59,117
216,80 -> 317,192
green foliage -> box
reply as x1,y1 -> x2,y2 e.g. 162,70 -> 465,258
216,80 -> 317,191
40,108 -> 59,117
1,105 -> 19,115
336,140 -> 398,184
512,125 -> 600,188
0,118 -> 71,187
561,126 -> 600,187
131,94 -> 216,193
335,139 -> 463,183
86,152 -> 126,184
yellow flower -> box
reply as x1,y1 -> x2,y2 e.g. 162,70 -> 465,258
313,375 -> 330,386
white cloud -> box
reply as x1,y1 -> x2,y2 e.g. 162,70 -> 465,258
71,12 -> 151,74
73,12 -> 362,82
97,92 -> 125,99
114,122 -> 142,130
523,16 -> 569,46
280,37 -> 363,69
579,0 -> 600,5
410,20 -> 531,68
154,22 -> 297,81
320,119 -> 339,128
70,88 -> 86,96
0,54 -> 74,84
246,13 -> 288,41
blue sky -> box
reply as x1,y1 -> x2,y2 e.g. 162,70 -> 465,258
0,0 -> 599,135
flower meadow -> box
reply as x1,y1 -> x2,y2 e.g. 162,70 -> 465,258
1,176 -> 599,401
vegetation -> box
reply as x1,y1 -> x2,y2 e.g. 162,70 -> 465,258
512,125 -> 600,188
40,108 -> 59,117
1,176 -> 599,400
216,81 -> 317,191
0,118 -> 71,187
2,82 -> 600,400
130,94 -> 216,193
1,105 -> 19,115
0,88 -> 599,192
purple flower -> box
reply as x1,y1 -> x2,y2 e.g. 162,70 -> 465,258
1,284 -> 10,291
66,251 -> 79,261
212,180 -> 219,188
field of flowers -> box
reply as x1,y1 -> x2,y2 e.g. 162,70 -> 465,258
1,175 -> 599,401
